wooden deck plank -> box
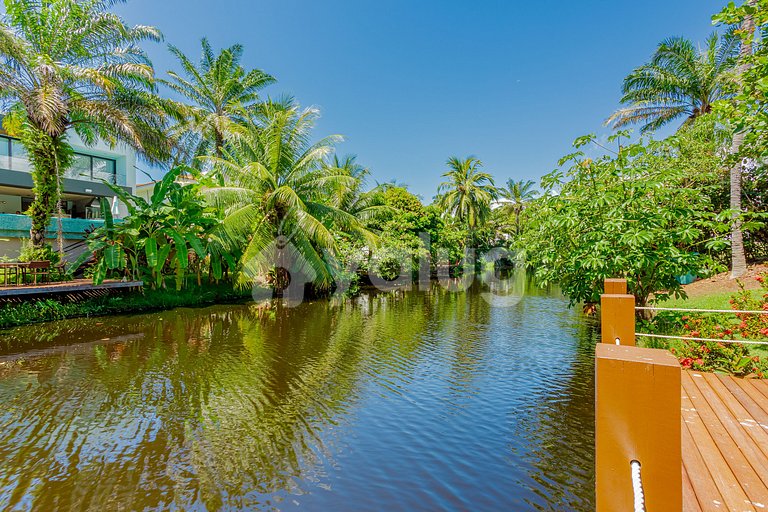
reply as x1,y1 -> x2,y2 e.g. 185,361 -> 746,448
683,463 -> 705,512
682,418 -> 725,511
691,373 -> 768,487
703,373 -> 768,463
751,379 -> 768,402
0,279 -> 142,297
717,375 -> 768,433
681,372 -> 757,511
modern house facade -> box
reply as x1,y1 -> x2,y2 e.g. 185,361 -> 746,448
0,131 -> 137,260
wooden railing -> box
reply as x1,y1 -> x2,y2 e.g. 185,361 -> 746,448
596,278 -> 682,511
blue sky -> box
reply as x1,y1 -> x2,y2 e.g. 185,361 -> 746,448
115,1 -> 717,198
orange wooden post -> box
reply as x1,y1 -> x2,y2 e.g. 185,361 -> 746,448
604,278 -> 627,295
595,344 -> 682,512
601,279 -> 635,346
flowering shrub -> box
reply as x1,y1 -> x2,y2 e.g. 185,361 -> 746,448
673,273 -> 768,377
671,341 -> 767,378
729,275 -> 768,339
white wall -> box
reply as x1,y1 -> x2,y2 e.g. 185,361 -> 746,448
66,131 -> 137,219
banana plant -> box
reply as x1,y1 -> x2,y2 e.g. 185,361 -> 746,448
72,166 -> 235,290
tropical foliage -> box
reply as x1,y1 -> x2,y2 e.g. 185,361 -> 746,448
519,122 -> 727,308
1,0 -> 765,323
0,0 -> 170,248
606,33 -> 739,132
437,157 -> 497,244
204,103 -> 376,291
74,167 -> 232,290
163,38 -> 275,164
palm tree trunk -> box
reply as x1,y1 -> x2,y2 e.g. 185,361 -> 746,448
24,130 -> 71,250
730,1 -> 756,279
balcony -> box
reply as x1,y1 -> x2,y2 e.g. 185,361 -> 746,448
0,135 -> 126,187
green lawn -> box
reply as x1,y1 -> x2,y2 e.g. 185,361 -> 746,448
658,288 -> 763,311
642,288 -> 768,358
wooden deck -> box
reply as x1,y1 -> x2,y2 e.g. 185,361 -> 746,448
682,371 -> 768,511
0,279 -> 143,299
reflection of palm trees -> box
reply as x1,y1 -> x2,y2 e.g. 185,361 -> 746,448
0,287 -> 594,510
0,295 -> 442,509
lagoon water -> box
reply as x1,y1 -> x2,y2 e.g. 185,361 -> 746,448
0,284 -> 596,511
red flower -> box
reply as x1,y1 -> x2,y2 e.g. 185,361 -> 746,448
757,276 -> 764,284
695,359 -> 704,366
681,358 -> 694,369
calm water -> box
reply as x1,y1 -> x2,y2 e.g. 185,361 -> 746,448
0,284 -> 597,511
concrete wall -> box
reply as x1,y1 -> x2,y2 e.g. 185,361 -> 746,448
0,194 -> 22,214
0,214 -> 104,260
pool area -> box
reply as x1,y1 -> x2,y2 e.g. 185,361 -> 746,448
0,284 -> 597,511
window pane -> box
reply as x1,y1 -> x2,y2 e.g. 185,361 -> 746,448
67,154 -> 91,180
0,137 -> 10,171
92,157 -> 116,184
10,140 -> 30,172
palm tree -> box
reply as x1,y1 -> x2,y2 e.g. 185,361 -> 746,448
437,156 -> 498,243
163,38 -> 275,166
204,103 -> 375,290
0,0 -> 169,249
325,154 -> 391,224
729,1 -> 757,279
606,33 -> 739,133
499,179 -> 538,235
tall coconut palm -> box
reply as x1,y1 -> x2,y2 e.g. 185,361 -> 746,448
729,1 -> 757,279
204,103 -> 375,290
437,156 -> 498,242
0,0 -> 169,249
606,33 -> 739,133
499,179 -> 538,235
163,38 -> 275,166
325,154 -> 391,224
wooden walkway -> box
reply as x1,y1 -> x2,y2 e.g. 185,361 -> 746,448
682,371 -> 768,511
0,279 -> 142,300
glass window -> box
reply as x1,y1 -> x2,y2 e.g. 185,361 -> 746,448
0,136 -> 10,171
92,157 -> 116,184
10,139 -> 30,172
68,154 -> 92,180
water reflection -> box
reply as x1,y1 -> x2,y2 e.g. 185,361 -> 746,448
0,283 -> 595,511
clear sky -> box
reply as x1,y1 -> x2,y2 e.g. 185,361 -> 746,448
117,2 -> 718,198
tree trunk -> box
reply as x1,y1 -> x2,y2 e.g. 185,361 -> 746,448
730,1 -> 756,279
24,130 -> 72,250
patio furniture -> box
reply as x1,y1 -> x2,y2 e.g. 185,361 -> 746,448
52,263 -> 70,282
0,262 -> 22,286
21,261 -> 50,285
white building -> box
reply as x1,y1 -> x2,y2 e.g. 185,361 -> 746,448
0,130 -> 137,259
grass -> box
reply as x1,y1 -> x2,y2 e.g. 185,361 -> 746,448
640,288 -> 768,359
0,283 -> 254,330
657,289 -> 763,311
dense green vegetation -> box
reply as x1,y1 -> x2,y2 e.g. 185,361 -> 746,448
0,0 -> 767,326
0,283 -> 252,330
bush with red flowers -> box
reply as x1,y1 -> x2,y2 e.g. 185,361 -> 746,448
671,273 -> 768,377
671,340 -> 767,377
